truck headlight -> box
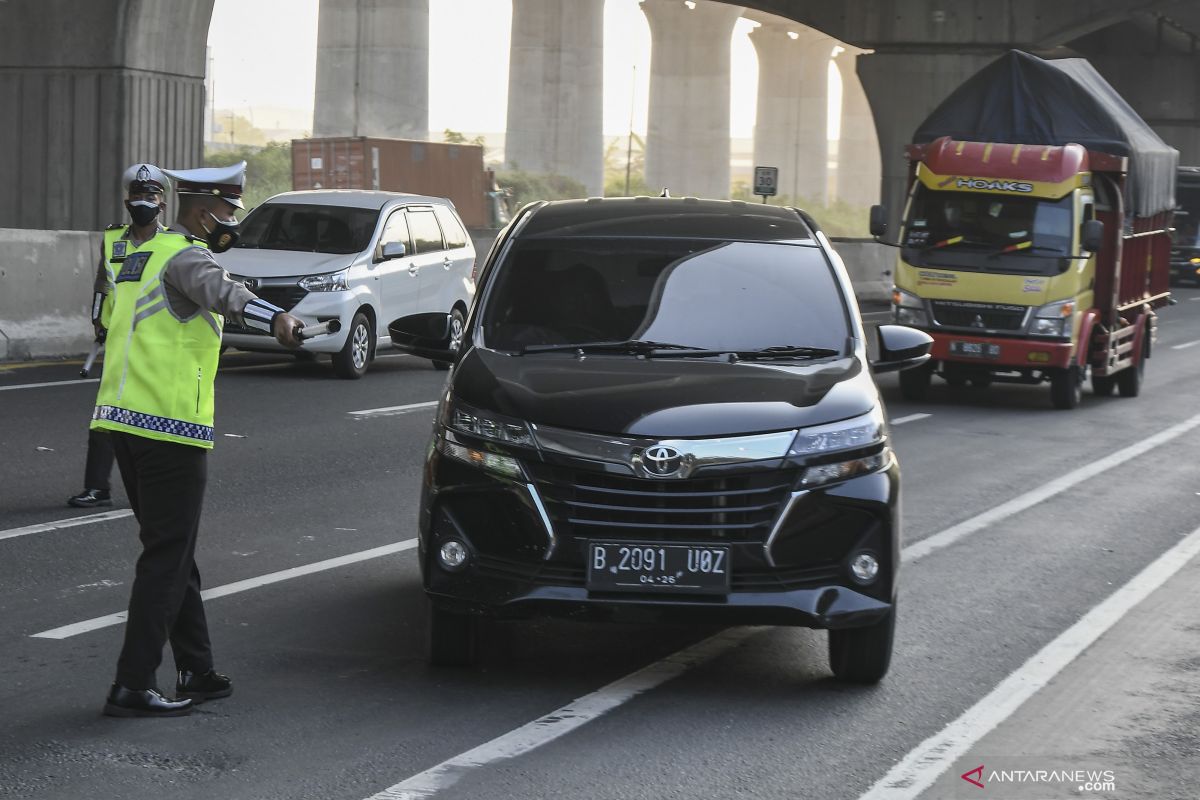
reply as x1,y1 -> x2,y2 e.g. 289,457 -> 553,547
892,288 -> 929,326
298,268 -> 349,292
790,407 -> 891,487
1030,298 -> 1074,338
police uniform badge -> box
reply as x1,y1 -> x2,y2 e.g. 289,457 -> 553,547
111,240 -> 129,261
115,251 -> 151,283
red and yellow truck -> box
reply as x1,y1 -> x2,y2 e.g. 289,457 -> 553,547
875,51 -> 1177,409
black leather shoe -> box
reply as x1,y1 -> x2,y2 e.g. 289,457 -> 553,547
177,669 -> 233,701
103,683 -> 193,718
67,489 -> 112,508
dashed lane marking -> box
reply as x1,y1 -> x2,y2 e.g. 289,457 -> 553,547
1170,339 -> 1200,350
0,510 -> 134,542
349,401 -> 439,418
891,413 -> 932,425
859,522 -> 1200,800
0,378 -> 98,392
30,539 -> 418,639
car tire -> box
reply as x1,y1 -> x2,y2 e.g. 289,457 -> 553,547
1049,365 -> 1082,410
428,604 -> 480,667
1117,336 -> 1147,398
828,606 -> 895,684
332,312 -> 372,380
433,307 -> 466,371
898,363 -> 931,401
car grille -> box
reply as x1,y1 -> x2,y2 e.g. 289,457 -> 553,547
931,300 -> 1026,331
252,285 -> 308,311
525,462 -> 798,544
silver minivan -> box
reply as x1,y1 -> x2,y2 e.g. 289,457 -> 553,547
218,190 -> 475,378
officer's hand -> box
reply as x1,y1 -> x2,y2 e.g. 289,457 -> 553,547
273,312 -> 304,349
92,321 -> 107,343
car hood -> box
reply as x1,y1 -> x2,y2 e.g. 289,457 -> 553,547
216,248 -> 357,278
451,348 -> 877,438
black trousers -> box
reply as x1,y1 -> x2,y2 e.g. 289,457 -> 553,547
110,432 -> 214,690
83,429 -> 115,492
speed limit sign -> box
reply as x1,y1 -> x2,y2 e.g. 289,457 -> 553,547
753,166 -> 778,200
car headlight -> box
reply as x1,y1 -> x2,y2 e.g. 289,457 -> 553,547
437,437 -> 524,480
446,403 -> 535,447
789,407 -> 891,487
1030,298 -> 1074,338
298,268 -> 349,292
892,288 -> 929,326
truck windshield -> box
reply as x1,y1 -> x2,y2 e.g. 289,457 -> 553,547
480,238 -> 849,355
236,203 -> 379,254
1173,184 -> 1200,249
902,188 -> 1074,275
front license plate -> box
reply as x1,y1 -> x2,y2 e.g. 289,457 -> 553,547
950,340 -> 1001,359
587,542 -> 730,594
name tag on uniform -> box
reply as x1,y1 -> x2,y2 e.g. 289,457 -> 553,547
115,251 -> 151,283
111,240 -> 128,261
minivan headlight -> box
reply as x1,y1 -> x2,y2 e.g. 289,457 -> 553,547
790,407 -> 890,487
1030,298 -> 1074,338
892,288 -> 928,326
446,404 -> 535,447
298,269 -> 349,292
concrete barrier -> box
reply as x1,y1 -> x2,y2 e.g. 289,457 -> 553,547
830,237 -> 895,304
0,228 -> 99,361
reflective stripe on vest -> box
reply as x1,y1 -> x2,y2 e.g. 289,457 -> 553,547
90,231 -> 223,449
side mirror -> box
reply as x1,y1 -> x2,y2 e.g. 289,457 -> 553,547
381,241 -> 407,260
869,205 -> 888,238
871,324 -> 933,374
1081,219 -> 1104,253
388,312 -> 457,362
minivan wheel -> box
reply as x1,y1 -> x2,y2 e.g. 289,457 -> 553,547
828,606 -> 895,684
333,312 -> 371,380
898,363 -> 931,401
429,604 -> 480,667
433,308 -> 465,371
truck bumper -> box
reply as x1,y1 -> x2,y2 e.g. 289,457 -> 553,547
929,332 -> 1074,370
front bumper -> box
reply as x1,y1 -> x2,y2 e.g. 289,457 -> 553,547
224,290 -> 356,353
927,330 -> 1074,370
418,445 -> 899,630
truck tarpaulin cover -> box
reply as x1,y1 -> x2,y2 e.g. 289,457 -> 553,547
913,50 -> 1178,217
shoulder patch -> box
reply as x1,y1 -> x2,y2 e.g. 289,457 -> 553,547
105,223 -> 125,231
110,240 -> 129,261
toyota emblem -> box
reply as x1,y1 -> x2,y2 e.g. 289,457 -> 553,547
243,278 -> 259,291
639,445 -> 684,478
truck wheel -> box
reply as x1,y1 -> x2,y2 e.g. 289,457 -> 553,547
1050,365 -> 1082,410
1092,374 -> 1116,396
332,312 -> 372,380
429,605 -> 480,667
968,374 -> 992,389
433,307 -> 465,371
898,363 -> 931,401
828,606 -> 895,684
1117,340 -> 1147,398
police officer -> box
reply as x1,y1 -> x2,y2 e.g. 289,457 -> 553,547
67,164 -> 169,508
95,162 -> 302,718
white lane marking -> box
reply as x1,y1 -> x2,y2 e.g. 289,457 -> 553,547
363,628 -> 761,800
0,510 -> 134,542
891,413 -> 932,426
860,522 -> 1200,800
1170,339 -> 1200,350
0,378 -> 98,392
349,401 -> 438,418
1191,296 -> 1200,302
31,539 -> 417,639
903,411 -> 1200,563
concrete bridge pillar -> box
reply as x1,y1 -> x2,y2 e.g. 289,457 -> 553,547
856,50 -> 996,233
313,0 -> 429,139
749,23 -> 834,206
505,0 -> 605,196
833,46 -> 882,209
641,0 -> 744,200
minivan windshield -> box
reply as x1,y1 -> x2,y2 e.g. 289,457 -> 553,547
236,203 -> 379,254
480,238 -> 849,356
902,187 -> 1074,275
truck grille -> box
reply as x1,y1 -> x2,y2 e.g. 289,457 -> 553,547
931,300 -> 1026,331
525,463 -> 798,544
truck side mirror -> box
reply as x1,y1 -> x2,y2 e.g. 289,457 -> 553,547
869,205 -> 888,238
1081,219 -> 1104,252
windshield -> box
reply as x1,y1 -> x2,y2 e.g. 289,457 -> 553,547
236,203 -> 379,254
902,187 -> 1074,275
1174,185 -> 1200,249
480,238 -> 849,355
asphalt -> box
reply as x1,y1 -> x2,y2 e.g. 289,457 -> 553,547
2,289 -> 1199,800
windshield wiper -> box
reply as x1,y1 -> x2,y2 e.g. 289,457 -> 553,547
521,339 -> 701,355
915,236 -> 990,252
642,345 -> 841,361
986,242 -> 1071,259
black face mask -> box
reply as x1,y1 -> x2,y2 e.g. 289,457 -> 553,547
203,211 -> 241,254
125,200 -> 161,227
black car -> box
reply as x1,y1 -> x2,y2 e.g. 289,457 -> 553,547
389,197 -> 931,683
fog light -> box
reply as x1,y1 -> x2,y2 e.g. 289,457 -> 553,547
438,539 -> 469,571
850,552 -> 880,584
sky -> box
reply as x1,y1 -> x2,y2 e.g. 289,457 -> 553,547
207,0 -> 839,140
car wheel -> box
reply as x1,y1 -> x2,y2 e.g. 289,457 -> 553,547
333,312 -> 371,380
828,605 -> 895,684
898,362 -> 931,401
1092,373 -> 1116,396
1049,365 -> 1082,410
428,604 -> 480,667
433,307 -> 466,371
